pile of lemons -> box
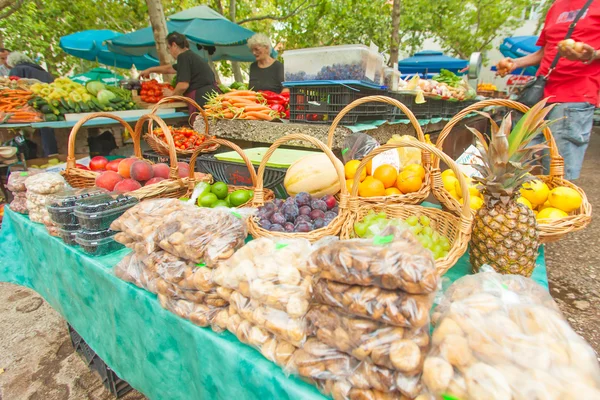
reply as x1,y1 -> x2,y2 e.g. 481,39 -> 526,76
441,169 -> 484,211
518,180 -> 583,222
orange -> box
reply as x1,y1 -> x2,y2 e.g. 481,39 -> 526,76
403,164 -> 426,180
358,178 -> 386,197
396,171 -> 423,194
385,187 -> 402,196
344,160 -> 366,182
345,179 -> 355,193
373,165 -> 398,188
366,159 -> 373,175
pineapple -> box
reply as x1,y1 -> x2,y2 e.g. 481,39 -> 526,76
467,100 -> 556,277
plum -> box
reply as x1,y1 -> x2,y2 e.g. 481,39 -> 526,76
296,215 -> 311,224
313,218 -> 326,229
321,195 -> 337,210
331,206 -> 339,214
324,211 -> 337,220
295,221 -> 314,232
282,204 -> 299,222
299,205 -> 312,216
309,209 -> 325,221
294,192 -> 312,207
284,222 -> 295,232
273,199 -> 285,209
271,212 -> 286,225
270,224 -> 285,232
311,199 -> 328,212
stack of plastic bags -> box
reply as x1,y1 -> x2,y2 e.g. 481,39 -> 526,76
24,172 -> 66,236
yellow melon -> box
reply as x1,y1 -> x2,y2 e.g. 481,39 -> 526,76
284,153 -> 344,198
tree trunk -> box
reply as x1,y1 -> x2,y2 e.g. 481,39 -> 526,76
145,0 -> 172,69
389,0 -> 401,67
228,0 -> 244,83
209,60 -> 222,84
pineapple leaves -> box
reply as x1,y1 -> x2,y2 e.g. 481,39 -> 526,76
508,99 -> 557,157
466,127 -> 489,151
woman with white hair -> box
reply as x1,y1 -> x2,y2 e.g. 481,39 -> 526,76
248,33 -> 288,94
7,52 -> 54,83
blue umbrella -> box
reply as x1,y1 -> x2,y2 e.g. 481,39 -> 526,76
60,30 -> 160,70
398,51 -> 468,75
106,5 -> 276,62
499,36 -> 540,76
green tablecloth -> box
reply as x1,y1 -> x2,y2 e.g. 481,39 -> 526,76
0,207 -> 548,400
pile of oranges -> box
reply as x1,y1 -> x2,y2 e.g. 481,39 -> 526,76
344,160 -> 425,197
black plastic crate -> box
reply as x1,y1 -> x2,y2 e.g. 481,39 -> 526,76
288,83 -> 387,125
67,324 -> 134,398
386,92 -> 430,120
143,151 -> 191,166
195,154 -> 289,198
428,98 -> 447,118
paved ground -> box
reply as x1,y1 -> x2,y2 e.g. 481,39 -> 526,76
0,129 -> 598,399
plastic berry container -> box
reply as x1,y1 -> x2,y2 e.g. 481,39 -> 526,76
47,188 -> 108,226
74,193 -> 139,231
58,227 -> 80,246
76,229 -> 124,256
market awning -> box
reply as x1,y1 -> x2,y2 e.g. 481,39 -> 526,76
69,68 -> 124,86
60,30 -> 160,70
398,51 -> 468,75
106,5 -> 276,62
499,36 -> 540,76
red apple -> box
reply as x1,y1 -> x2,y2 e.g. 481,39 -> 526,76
76,164 -> 90,170
89,156 -> 109,171
105,159 -> 122,172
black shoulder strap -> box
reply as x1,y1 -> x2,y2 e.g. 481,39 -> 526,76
549,0 -> 595,70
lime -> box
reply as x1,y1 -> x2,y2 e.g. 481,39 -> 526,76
211,181 -> 229,200
224,194 -> 231,207
179,197 -> 190,202
199,193 -> 218,207
229,189 -> 251,207
212,200 -> 230,208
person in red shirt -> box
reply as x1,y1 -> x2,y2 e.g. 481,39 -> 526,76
497,0 -> 600,180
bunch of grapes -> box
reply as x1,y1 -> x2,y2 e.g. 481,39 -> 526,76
405,215 -> 450,260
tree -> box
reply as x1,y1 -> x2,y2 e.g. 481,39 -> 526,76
145,0 -> 172,66
389,0 -> 401,66
415,0 -> 534,60
0,0 -> 27,19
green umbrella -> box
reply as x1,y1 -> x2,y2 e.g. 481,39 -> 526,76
70,67 -> 124,86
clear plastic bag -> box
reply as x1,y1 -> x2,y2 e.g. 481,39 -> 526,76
156,277 -> 226,306
157,294 -> 227,332
7,171 -> 30,192
386,135 -> 422,169
342,133 -> 380,164
307,304 -> 429,374
155,207 -> 248,266
421,270 -> 600,400
212,237 -> 315,317
313,279 -> 432,328
316,379 -> 407,400
24,172 -> 65,194
229,290 -> 307,346
114,252 -> 161,293
10,192 -> 28,214
309,230 -> 438,293
149,250 -> 215,292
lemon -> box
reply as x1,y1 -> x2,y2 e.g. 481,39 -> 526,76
415,90 -> 425,104
441,169 -> 456,180
516,197 -> 533,209
520,180 -> 550,206
548,186 -> 582,212
468,196 -> 484,211
403,164 -> 426,180
468,186 -> 483,199
442,175 -> 459,192
448,189 -> 459,200
538,200 -> 552,212
344,160 -> 366,182
537,207 -> 568,221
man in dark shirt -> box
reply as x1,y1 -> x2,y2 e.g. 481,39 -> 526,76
247,33 -> 288,94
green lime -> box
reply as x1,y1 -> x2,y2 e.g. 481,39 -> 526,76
199,193 -> 218,207
211,181 -> 229,200
224,194 -> 231,206
212,200 -> 230,208
229,189 -> 251,207
179,197 -> 190,202
247,190 -> 254,198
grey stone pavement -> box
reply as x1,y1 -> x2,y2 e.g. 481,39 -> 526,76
0,129 -> 598,399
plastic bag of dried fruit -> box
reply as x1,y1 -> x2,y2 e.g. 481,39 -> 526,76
309,228 -> 438,294
419,269 -> 600,400
158,294 -> 228,332
24,172 -> 65,194
114,252 -> 161,294
154,206 -> 248,266
212,237 -> 337,317
149,250 -> 215,293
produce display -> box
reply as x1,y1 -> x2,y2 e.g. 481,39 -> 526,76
284,152 -> 344,198
76,230 -> 124,256
191,181 -> 254,208
477,83 -> 498,91
29,78 -> 136,121
47,188 -> 108,226
467,102 -> 552,276
0,88 -> 42,123
420,270 -> 600,400
138,79 -> 173,103
151,126 -> 214,152
519,179 -> 583,222
258,90 -> 290,119
158,294 -> 228,332
203,90 -> 284,120
405,74 -> 474,102
24,172 -> 66,235
309,228 -> 438,293
353,212 -> 451,260
218,81 -> 249,93
74,193 -> 138,231
256,192 -> 339,233
440,169 -> 484,211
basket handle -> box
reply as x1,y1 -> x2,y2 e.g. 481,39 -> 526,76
66,113 -> 139,170
435,99 -> 563,178
134,114 -> 180,180
350,139 -> 473,232
252,133 -> 348,208
149,95 -> 210,136
326,94 -> 430,161
187,138 -> 257,190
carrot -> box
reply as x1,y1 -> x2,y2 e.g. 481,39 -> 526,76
244,111 -> 273,121
241,105 -> 271,112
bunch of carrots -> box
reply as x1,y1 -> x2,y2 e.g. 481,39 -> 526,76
203,90 -> 281,121
0,89 -> 42,123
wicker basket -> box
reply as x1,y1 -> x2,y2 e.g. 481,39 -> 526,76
326,95 -> 431,205
341,139 -> 473,276
186,138 -> 274,208
144,95 -> 219,156
432,98 -> 592,243
63,112 -> 212,201
247,133 -> 349,242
